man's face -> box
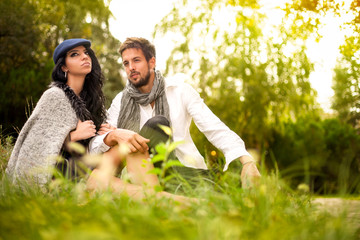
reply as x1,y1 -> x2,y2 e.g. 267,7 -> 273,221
122,48 -> 155,88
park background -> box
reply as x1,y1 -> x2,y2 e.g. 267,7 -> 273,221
1,0 -> 360,194
0,0 -> 360,239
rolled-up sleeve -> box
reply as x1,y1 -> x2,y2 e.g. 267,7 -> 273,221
89,132 -> 111,154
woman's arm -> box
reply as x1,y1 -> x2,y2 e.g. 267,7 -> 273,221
69,120 -> 96,142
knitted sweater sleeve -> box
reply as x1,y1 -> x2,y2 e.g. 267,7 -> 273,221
5,87 -> 78,186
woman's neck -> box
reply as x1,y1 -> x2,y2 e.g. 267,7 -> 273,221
67,76 -> 85,95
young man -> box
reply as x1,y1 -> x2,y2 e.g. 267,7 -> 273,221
90,37 -> 261,188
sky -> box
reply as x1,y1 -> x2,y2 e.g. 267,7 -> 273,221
108,0 -> 348,113
108,0 -> 177,71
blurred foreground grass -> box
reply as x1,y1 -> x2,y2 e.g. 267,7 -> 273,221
0,136 -> 359,240
1,175 -> 359,239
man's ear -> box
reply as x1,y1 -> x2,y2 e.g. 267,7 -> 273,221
149,57 -> 156,70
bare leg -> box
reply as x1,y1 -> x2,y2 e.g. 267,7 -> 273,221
86,146 -> 198,205
87,169 -> 197,205
125,151 -> 159,187
97,145 -> 159,187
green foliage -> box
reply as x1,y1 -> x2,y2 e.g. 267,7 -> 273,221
0,169 -> 359,239
0,127 -> 359,239
0,0 -> 124,134
322,119 -> 360,194
155,0 -> 320,160
332,36 -> 360,126
148,140 -> 185,186
269,118 -> 360,194
152,0 -> 360,194
287,0 -> 360,127
0,136 -> 13,178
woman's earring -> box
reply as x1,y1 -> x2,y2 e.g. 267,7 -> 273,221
64,71 -> 67,78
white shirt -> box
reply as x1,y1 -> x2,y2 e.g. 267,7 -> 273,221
89,74 -> 251,171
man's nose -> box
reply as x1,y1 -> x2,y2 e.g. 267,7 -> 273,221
129,62 -> 135,70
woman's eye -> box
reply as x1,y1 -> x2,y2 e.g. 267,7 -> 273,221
70,53 -> 79,57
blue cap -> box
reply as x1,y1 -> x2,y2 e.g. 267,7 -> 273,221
53,38 -> 91,64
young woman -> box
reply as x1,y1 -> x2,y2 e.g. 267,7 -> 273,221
5,39 -> 192,204
6,38 -> 106,185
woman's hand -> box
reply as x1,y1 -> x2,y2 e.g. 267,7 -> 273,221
98,123 -> 117,135
70,120 -> 96,142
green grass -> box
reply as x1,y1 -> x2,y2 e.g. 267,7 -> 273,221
0,139 -> 359,240
1,175 -> 359,239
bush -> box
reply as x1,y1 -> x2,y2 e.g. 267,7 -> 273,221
269,118 -> 360,194
0,135 -> 13,178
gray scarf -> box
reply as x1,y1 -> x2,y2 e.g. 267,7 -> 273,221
117,70 -> 171,132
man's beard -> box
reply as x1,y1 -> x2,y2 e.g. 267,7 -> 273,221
130,68 -> 151,88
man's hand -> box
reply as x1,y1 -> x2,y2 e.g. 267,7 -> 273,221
70,120 -> 96,142
98,123 -> 117,135
104,129 -> 150,153
239,155 -> 261,189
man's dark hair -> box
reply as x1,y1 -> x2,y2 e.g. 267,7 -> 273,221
119,37 -> 156,61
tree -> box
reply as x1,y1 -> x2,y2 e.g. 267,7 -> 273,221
286,0 -> 360,126
0,0 -> 51,135
331,1 -> 360,126
153,0 -> 360,192
154,0 -> 319,160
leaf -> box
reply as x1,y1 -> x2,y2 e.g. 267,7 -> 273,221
155,143 -> 167,154
163,174 -> 177,182
151,155 -> 165,164
164,160 -> 185,169
158,124 -> 172,136
153,185 -> 163,192
147,168 -> 163,175
166,141 -> 185,153
66,142 -> 86,155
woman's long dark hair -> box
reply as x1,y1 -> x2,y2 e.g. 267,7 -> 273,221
51,47 -> 107,146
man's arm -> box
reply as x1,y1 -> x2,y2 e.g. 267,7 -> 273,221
103,129 -> 150,153
89,91 -> 148,154
181,82 -> 251,170
180,81 -> 261,185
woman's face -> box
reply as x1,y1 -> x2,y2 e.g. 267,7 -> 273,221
61,45 -> 92,77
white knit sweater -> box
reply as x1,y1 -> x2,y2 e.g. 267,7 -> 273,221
6,87 -> 78,186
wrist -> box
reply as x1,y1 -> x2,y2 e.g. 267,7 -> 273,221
239,155 -> 255,165
70,130 -> 78,142
104,130 -> 118,146
242,160 -> 256,166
